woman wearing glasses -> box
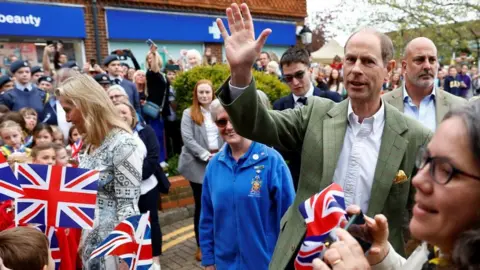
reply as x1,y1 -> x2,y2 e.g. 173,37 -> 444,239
177,79 -> 222,261
199,99 -> 295,270
312,100 -> 480,270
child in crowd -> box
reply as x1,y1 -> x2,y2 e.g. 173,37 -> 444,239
31,143 -> 56,166
32,123 -> 54,147
50,125 -> 65,145
67,126 -> 83,159
53,144 -> 69,166
0,227 -> 55,270
0,120 -> 30,163
18,108 -> 37,148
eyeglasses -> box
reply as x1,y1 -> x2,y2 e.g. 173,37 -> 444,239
215,118 -> 229,128
282,69 -> 307,83
415,146 -> 480,185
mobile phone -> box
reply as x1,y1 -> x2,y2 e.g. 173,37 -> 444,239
146,39 -> 155,47
344,213 -> 373,252
89,59 -> 96,66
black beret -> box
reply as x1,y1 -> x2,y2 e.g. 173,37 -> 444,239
31,66 -> 44,75
120,62 -> 130,68
103,55 -> 120,66
94,73 -> 111,85
10,60 -> 29,74
61,61 -> 78,69
38,76 -> 54,84
0,75 -> 12,88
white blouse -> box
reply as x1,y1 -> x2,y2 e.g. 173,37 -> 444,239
201,107 -> 219,151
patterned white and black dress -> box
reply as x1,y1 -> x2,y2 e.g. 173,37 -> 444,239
79,128 -> 143,270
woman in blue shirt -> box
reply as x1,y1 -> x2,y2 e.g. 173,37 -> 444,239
199,99 -> 295,270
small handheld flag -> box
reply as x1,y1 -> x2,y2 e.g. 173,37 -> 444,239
0,152 -> 24,202
294,183 -> 347,270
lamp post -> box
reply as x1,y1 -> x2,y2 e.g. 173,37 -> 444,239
299,25 -> 313,45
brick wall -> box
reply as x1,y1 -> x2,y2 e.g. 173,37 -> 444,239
204,43 -> 223,64
160,176 -> 194,210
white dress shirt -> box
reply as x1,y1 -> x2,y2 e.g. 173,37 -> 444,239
333,101 -> 386,213
15,82 -> 33,91
292,84 -> 314,108
201,107 -> 219,151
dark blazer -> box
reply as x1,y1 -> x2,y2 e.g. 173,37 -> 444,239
0,86 -> 47,116
272,86 -> 342,190
119,79 -> 141,111
137,124 -> 159,180
42,99 -> 58,126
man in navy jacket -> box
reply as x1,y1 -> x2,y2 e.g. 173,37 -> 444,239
103,55 -> 140,111
0,60 -> 49,118
273,47 -> 342,190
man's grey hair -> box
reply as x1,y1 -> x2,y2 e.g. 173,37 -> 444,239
106,84 -> 128,96
210,99 -> 224,122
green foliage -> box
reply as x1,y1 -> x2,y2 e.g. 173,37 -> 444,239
165,154 -> 180,177
172,64 -> 290,116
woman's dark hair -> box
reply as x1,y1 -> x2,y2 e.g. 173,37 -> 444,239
32,123 -> 54,147
327,69 -> 342,91
445,100 -> 480,269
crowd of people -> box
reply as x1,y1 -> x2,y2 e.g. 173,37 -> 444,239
0,2 -> 480,270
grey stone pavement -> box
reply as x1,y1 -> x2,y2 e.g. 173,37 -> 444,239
160,217 -> 203,270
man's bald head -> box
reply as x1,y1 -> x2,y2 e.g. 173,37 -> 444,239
403,37 -> 437,59
402,37 -> 438,91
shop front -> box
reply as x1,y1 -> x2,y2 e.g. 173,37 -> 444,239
0,1 -> 86,73
105,8 -> 296,69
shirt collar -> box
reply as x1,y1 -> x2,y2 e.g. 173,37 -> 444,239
292,84 -> 314,102
347,99 -> 385,135
403,84 -> 436,102
109,75 -> 122,82
15,82 -> 33,91
200,106 -> 210,114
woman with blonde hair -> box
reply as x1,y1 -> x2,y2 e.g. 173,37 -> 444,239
145,43 -> 170,164
178,79 -> 223,261
133,70 -> 147,105
56,73 -> 143,269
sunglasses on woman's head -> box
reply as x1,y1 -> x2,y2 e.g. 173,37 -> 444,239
215,118 -> 229,128
282,69 -> 307,83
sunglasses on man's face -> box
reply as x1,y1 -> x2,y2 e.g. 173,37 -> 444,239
215,118 -> 230,128
282,69 -> 307,83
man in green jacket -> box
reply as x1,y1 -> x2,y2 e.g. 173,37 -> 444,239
214,3 -> 432,269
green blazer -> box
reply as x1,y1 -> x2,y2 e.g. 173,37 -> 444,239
218,80 -> 433,270
382,86 -> 467,127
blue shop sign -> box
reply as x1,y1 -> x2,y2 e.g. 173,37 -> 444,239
0,2 -> 86,38
106,9 -> 296,46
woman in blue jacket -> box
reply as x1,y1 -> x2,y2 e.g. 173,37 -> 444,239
199,99 -> 295,270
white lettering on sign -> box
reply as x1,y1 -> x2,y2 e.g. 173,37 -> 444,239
208,21 -> 221,40
0,14 -> 41,27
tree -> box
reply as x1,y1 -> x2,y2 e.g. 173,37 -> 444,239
368,0 -> 480,65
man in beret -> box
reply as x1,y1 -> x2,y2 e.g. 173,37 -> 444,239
30,66 -> 44,85
103,55 -> 140,111
37,76 -> 54,93
0,75 -> 13,94
94,73 -> 111,91
0,60 -> 48,117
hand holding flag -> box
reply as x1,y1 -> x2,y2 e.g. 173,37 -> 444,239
0,152 -> 24,202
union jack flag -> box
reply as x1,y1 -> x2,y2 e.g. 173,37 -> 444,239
0,152 -> 24,202
294,183 -> 347,270
15,164 -> 99,229
30,224 -> 62,270
90,212 -> 152,270
71,138 -> 83,159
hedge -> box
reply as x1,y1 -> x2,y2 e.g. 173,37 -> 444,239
172,64 -> 290,117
